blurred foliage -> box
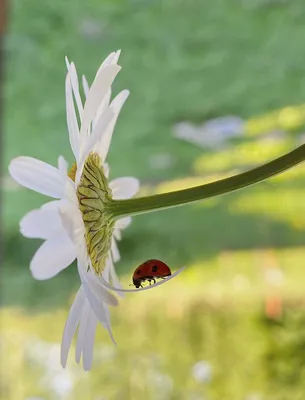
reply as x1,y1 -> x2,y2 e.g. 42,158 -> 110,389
3,284 -> 305,400
3,0 -> 305,399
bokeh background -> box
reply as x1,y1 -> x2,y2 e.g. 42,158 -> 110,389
3,0 -> 305,399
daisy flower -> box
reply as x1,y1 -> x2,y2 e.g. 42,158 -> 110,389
8,50 -> 181,370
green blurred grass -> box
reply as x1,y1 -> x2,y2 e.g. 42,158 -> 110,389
3,0 -> 305,398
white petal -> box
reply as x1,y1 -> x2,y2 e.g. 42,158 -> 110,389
91,53 -> 119,127
107,257 -> 124,298
76,299 -> 90,363
80,65 -> 121,137
61,287 -> 85,368
112,50 -> 121,64
102,305 -> 116,346
78,262 -> 119,307
41,200 -> 63,210
65,57 -> 84,119
110,177 -> 140,200
103,261 -> 111,283
96,50 -> 121,76
101,267 -> 186,293
84,268 -> 116,343
20,208 -> 62,240
96,90 -> 130,161
59,201 -> 84,245
111,237 -> 120,262
65,178 -> 78,206
83,309 -> 98,371
30,232 -> 76,280
76,108 -> 114,182
9,157 -> 65,198
93,89 -> 111,129
82,75 -> 90,99
103,162 -> 110,178
58,156 -> 68,176
65,74 -> 80,161
113,229 -> 121,241
98,52 -> 117,70
115,217 -> 132,232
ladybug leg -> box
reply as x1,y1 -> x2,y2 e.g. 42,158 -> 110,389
152,278 -> 156,284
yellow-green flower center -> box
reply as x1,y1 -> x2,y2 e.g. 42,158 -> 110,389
75,153 -> 115,275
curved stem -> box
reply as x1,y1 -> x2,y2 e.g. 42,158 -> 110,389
109,144 -> 305,218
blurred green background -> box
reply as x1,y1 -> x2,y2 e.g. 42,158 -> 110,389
3,0 -> 305,399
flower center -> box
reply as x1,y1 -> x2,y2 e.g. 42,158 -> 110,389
76,152 -> 115,275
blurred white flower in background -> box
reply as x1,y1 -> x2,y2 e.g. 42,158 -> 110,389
173,116 -> 244,150
260,130 -> 286,143
148,371 -> 173,399
192,360 -> 212,384
26,339 -> 76,398
245,394 -> 263,400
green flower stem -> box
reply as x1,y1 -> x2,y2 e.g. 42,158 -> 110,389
109,144 -> 305,218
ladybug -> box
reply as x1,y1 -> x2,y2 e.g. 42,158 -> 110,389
132,259 -> 172,288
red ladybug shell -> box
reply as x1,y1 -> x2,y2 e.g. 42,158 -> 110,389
132,259 -> 172,288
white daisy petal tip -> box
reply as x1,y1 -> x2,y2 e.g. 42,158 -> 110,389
8,156 -> 65,198
65,56 -> 70,70
58,155 -> 68,175
30,232 -> 76,280
100,267 -> 186,294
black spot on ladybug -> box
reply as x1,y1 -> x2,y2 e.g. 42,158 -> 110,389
152,265 -> 158,273
137,270 -> 141,274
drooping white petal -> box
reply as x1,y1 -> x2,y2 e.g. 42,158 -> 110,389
96,89 -> 130,161
113,229 -> 121,241
82,309 -> 98,371
111,237 -> 120,262
75,300 -> 90,363
107,257 -> 124,298
20,208 -> 62,240
110,177 -> 140,200
80,65 -> 121,138
78,261 -> 119,307
9,157 -> 66,198
65,74 -> 80,161
61,285 -> 114,370
101,267 -> 186,293
101,303 -> 116,346
30,232 -> 76,280
61,287 -> 85,368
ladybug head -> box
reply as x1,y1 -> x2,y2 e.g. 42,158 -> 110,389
132,278 -> 142,288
